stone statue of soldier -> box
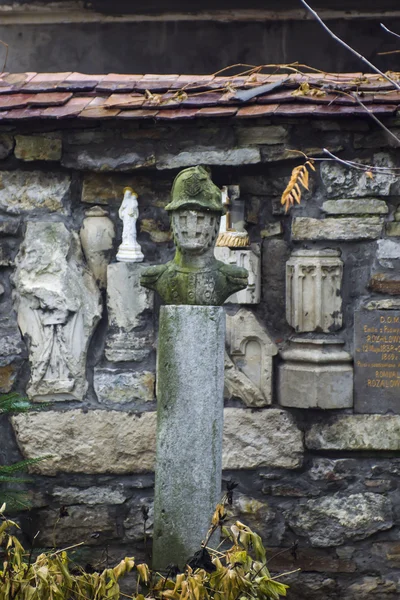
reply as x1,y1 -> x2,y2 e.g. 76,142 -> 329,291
140,166 -> 248,305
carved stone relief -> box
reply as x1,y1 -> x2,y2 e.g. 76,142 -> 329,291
13,221 -> 102,401
286,249 -> 343,332
225,308 -> 278,407
214,244 -> 261,304
105,262 -> 154,362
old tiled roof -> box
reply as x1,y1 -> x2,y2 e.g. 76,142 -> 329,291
0,71 -> 399,120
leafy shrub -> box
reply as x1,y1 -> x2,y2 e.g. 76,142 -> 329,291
0,501 -> 290,600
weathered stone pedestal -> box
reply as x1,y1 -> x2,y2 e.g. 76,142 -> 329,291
278,336 -> 353,409
153,305 -> 225,570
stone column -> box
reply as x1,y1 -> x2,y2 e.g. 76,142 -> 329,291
153,305 -> 225,570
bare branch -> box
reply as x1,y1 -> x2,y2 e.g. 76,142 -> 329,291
299,0 -> 400,91
322,148 -> 400,173
380,23 -> 400,41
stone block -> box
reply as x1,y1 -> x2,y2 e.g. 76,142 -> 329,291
0,133 -> 14,159
279,337 -> 353,409
157,147 -> 261,170
225,308 -> 277,407
365,299 -> 400,310
12,407 -> 303,475
322,198 -> 388,215
261,222 -> 283,237
0,239 -> 17,266
0,218 -> 20,235
369,273 -> 400,295
320,153 -> 396,198
214,245 -> 261,304
62,140 -> 156,171
386,222 -> 400,237
105,262 -> 154,362
286,493 -> 393,547
236,125 -> 288,146
11,409 -> 158,475
0,364 -> 17,393
377,239 -> 400,260
52,486 -> 127,505
15,134 -> 62,161
140,218 -> 172,243
286,249 -> 343,333
0,170 -> 70,214
354,130 -> 400,148
343,577 -> 398,599
262,238 -> 291,333
306,415 -> 400,450
292,217 -> 383,241
13,222 -> 102,401
267,547 -> 356,574
93,368 -> 155,404
223,407 -> 303,469
124,498 -> 154,541
33,505 -> 117,547
0,315 -> 24,367
81,173 -> 170,207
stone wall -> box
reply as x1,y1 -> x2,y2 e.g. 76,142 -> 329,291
2,116 -> 400,598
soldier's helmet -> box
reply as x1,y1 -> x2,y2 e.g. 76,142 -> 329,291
165,165 -> 224,213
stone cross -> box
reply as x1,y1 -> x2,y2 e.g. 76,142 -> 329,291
141,166 -> 248,570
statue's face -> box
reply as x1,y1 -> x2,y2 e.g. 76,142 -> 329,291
171,209 -> 220,254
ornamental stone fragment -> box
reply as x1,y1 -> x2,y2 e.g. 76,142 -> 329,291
225,308 -> 277,406
286,249 -> 343,333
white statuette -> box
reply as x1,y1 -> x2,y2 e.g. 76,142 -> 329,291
116,187 -> 144,263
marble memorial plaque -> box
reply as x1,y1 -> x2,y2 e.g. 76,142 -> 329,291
355,310 -> 400,413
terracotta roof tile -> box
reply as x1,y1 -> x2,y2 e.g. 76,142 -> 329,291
0,71 -> 397,121
0,94 -> 35,110
236,104 -> 280,118
23,72 -> 72,92
274,104 -> 318,116
181,92 -> 229,107
116,109 -> 159,119
79,97 -> 121,118
170,75 -> 215,90
0,72 -> 36,93
96,74 -> 143,93
137,74 -> 180,91
28,92 -> 73,106
196,106 -> 238,117
156,108 -> 199,120
104,93 -> 145,109
5,107 -> 44,120
58,72 -> 105,91
42,97 -> 93,118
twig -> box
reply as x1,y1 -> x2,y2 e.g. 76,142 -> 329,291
380,23 -> 400,41
322,148 -> 400,172
50,541 -> 85,556
271,568 -> 301,579
299,0 -> 400,91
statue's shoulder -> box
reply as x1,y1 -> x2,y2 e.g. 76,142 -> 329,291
140,263 -> 169,288
217,261 -> 248,284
